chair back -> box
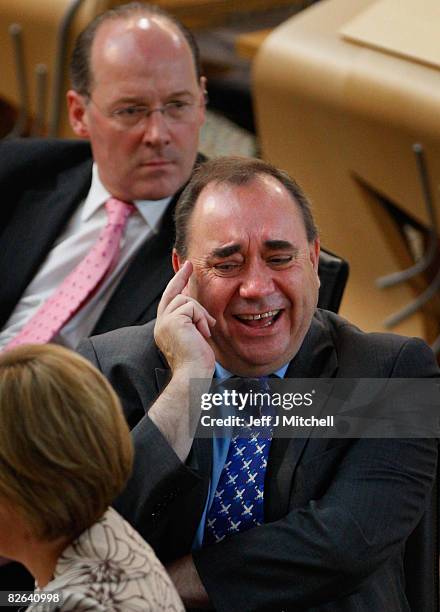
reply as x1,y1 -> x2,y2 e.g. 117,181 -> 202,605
318,248 -> 349,313
0,0 -> 108,137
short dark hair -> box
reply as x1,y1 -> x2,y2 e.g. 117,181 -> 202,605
70,1 -> 202,97
174,156 -> 318,257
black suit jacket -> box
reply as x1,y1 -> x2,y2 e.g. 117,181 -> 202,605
0,138 -> 202,335
78,309 -> 439,612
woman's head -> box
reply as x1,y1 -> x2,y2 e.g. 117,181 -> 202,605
0,344 -> 133,541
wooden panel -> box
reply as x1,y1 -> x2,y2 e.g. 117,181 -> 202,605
0,0 -> 109,137
340,0 -> 440,71
253,0 -> 440,341
150,0 -> 302,29
235,28 -> 271,60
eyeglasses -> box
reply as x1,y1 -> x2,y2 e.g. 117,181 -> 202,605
88,97 -> 206,128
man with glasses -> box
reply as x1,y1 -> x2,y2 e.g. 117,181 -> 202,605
0,1 -> 206,351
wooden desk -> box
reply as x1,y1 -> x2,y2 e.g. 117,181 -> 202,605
253,0 -> 440,342
235,28 -> 272,60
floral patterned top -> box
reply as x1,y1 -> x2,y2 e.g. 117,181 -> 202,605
27,507 -> 184,611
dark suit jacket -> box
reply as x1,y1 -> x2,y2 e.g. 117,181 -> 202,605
0,138 -> 202,335
78,309 -> 439,612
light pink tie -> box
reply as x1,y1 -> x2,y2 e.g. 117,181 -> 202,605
6,198 -> 134,349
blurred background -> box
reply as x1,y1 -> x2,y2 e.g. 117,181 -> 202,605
2,0 -> 440,353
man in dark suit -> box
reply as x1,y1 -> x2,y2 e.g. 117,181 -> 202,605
0,1 -> 207,590
79,157 -> 438,611
0,1 -> 206,350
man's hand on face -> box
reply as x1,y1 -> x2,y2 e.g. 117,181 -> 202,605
149,262 -> 216,462
155,260 -> 216,379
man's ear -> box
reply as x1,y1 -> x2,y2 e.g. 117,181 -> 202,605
66,90 -> 90,138
198,75 -> 208,125
309,237 -> 320,274
200,76 -> 208,97
172,249 -> 185,273
172,250 -> 191,295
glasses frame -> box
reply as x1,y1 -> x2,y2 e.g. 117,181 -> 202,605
86,91 -> 208,129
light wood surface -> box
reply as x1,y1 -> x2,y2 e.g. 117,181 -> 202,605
235,28 -> 272,60
253,0 -> 440,342
340,0 -> 440,71
0,0 -> 108,137
155,0 -> 298,29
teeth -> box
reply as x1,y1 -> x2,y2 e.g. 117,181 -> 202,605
238,310 -> 280,321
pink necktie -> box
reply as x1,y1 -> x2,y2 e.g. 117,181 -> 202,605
6,198 -> 134,349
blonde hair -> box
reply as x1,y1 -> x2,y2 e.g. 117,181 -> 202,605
0,344 -> 133,541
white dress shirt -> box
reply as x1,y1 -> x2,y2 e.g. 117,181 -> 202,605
0,164 -> 170,350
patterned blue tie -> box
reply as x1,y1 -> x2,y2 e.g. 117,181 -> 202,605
204,377 -> 274,545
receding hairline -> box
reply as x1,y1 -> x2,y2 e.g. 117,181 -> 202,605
185,174 -> 311,247
174,156 -> 318,258
88,11 -> 199,91
198,172 -> 299,197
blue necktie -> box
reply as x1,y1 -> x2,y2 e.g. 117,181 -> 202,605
204,377 -> 274,545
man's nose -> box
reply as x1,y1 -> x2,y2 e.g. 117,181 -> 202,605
141,110 -> 171,146
239,265 -> 275,299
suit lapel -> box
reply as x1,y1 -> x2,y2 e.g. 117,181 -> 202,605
1,159 -> 92,327
153,363 -> 212,553
265,312 -> 339,521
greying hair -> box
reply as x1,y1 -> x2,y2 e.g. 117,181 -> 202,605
174,156 -> 318,257
70,1 -> 202,97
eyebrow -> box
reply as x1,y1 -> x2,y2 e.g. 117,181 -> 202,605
112,91 -> 194,106
264,240 -> 296,251
211,244 -> 242,258
210,240 -> 297,259
165,90 -> 195,98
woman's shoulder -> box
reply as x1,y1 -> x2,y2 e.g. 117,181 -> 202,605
34,508 -> 184,612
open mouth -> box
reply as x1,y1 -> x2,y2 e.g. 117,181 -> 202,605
233,309 -> 283,328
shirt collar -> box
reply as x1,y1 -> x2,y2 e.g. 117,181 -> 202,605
214,361 -> 289,379
82,163 -> 171,233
